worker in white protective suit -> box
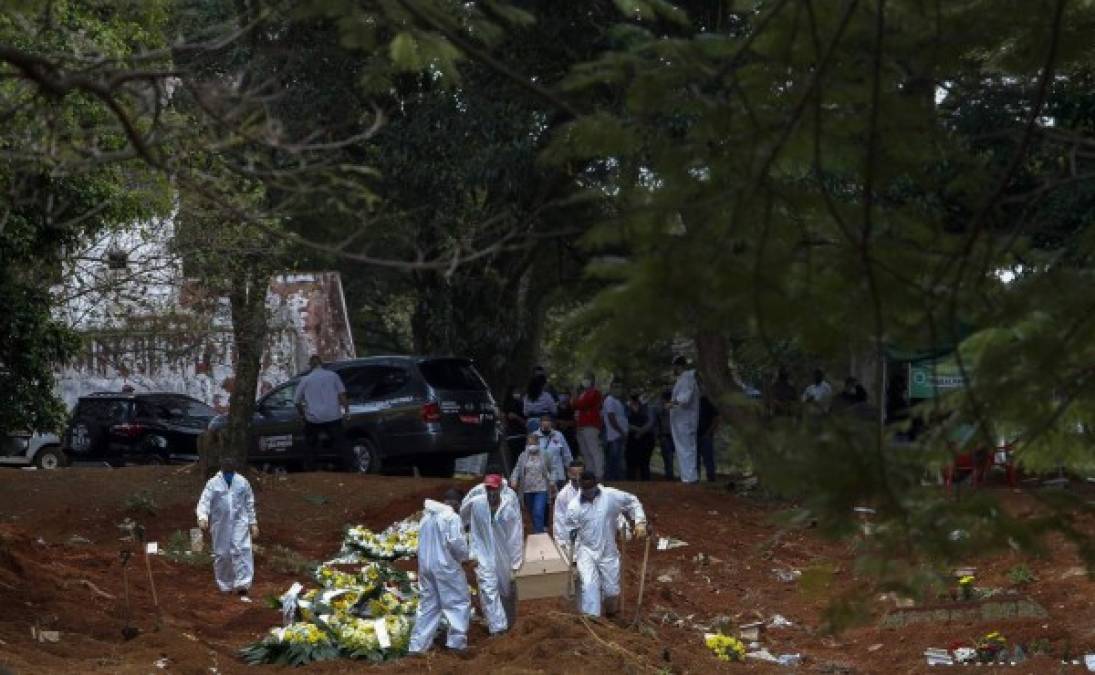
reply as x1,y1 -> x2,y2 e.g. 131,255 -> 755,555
196,457 -> 257,600
563,470 -> 647,617
408,489 -> 471,653
669,355 -> 701,483
553,459 -> 585,559
460,474 -> 523,634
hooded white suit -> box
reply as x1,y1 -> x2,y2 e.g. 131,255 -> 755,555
460,483 -> 523,633
563,485 -> 646,617
670,368 -> 700,483
408,499 -> 471,653
553,481 -> 580,558
196,471 -> 257,592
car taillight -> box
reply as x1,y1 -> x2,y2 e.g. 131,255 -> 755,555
421,402 -> 442,423
110,423 -> 146,439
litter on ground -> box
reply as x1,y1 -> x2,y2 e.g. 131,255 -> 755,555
657,537 -> 688,551
768,614 -> 793,628
772,568 -> 801,582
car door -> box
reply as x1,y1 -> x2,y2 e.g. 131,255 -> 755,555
166,396 -> 217,458
252,382 -> 302,461
68,399 -> 131,462
366,364 -> 422,455
134,396 -> 186,459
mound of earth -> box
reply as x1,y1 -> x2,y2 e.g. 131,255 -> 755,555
0,467 -> 1091,673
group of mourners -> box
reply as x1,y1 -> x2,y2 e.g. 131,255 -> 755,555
408,465 -> 647,654
503,358 -> 720,536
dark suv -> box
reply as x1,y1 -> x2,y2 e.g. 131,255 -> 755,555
63,392 -> 217,465
208,356 -> 498,475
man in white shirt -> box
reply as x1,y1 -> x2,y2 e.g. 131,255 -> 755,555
601,381 -> 628,481
801,368 -> 833,414
669,356 -> 700,483
293,355 -> 349,469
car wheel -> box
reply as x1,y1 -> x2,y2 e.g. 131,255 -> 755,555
34,446 -> 65,470
347,439 -> 381,474
145,454 -> 167,466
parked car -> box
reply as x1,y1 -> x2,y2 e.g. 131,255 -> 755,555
63,392 -> 217,465
0,432 -> 66,470
206,356 -> 499,476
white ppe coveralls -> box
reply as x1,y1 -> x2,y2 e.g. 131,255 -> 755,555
670,369 -> 701,483
553,481 -> 580,558
460,485 -> 524,633
196,472 -> 257,592
563,486 -> 646,617
408,499 -> 471,653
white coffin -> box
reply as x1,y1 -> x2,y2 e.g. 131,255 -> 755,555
514,533 -> 570,600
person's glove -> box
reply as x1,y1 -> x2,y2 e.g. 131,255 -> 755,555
250,524 -> 259,539
634,522 -> 648,539
197,518 -> 209,531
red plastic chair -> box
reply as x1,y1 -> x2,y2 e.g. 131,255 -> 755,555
945,442 -> 1017,494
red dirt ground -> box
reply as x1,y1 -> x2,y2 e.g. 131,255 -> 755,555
0,467 -> 1091,674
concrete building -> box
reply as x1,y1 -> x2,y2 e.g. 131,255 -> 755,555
52,213 -> 355,411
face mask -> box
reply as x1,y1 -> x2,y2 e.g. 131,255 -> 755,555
581,379 -> 592,388
527,445 -> 539,452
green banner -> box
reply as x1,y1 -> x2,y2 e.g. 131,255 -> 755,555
908,358 -> 966,399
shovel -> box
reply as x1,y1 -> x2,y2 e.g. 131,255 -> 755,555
120,551 -> 139,641
631,527 -> 652,627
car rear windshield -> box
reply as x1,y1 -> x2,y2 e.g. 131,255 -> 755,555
418,359 -> 488,392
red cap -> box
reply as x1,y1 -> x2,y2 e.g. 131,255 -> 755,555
483,474 -> 503,489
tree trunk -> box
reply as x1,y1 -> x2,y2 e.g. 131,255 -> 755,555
199,265 -> 268,476
694,332 -> 749,427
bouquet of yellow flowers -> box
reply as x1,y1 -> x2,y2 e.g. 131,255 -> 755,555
242,512 -> 422,666
339,514 -> 421,561
958,575 -> 976,600
976,631 -> 1006,662
240,622 -> 340,666
330,614 -> 412,661
705,633 -> 747,662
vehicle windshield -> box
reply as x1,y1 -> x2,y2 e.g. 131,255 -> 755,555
419,359 -> 488,392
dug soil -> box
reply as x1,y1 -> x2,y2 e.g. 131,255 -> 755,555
0,467 -> 1091,674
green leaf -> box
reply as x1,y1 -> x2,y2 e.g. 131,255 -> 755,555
389,32 -> 420,70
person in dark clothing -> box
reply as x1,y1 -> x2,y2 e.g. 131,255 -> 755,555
654,390 -> 675,480
501,384 -> 527,461
502,385 -> 527,435
696,393 -> 720,482
555,388 -> 579,457
834,376 -> 861,413
625,394 -> 655,481
768,367 -> 797,418
854,383 -> 868,403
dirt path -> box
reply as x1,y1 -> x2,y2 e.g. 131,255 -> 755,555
0,467 -> 1091,673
